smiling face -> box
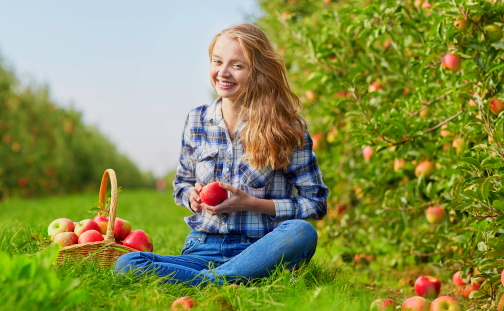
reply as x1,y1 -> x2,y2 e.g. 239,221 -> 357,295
210,35 -> 250,105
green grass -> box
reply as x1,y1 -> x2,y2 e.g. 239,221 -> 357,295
1,189 -> 478,310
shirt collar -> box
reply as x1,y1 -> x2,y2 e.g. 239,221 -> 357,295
201,97 -> 223,124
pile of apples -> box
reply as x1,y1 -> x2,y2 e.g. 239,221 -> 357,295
47,214 -> 153,252
370,273 -> 486,311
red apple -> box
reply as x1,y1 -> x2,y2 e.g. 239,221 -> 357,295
312,133 -> 323,150
414,276 -> 441,299
74,219 -> 101,237
114,217 -> 132,240
48,218 -> 75,240
123,230 -> 153,252
200,182 -> 228,206
452,271 -> 468,287
53,232 -> 78,247
463,283 -> 480,298
306,90 -> 316,101
93,214 -> 109,235
362,146 -> 373,161
430,296 -> 461,311
490,99 -> 504,115
171,297 -> 196,310
370,298 -> 398,310
501,269 -> 504,286
401,296 -> 430,311
415,161 -> 435,178
78,229 -> 104,244
442,53 -> 462,73
425,206 -> 446,224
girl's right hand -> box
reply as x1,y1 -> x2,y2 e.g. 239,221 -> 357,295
189,182 -> 205,213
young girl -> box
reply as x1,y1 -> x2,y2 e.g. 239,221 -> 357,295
115,23 -> 328,286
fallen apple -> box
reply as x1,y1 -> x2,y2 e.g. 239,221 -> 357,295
463,283 -> 480,299
414,276 -> 441,299
401,296 -> 430,311
430,296 -> 461,311
452,271 -> 468,287
171,297 -> 197,310
370,298 -> 398,311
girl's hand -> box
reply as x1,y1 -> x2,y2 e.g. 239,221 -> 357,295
201,182 -> 253,216
189,182 -> 205,213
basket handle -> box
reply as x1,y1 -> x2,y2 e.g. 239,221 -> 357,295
99,169 -> 118,243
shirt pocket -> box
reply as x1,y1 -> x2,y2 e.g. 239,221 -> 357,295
194,146 -> 219,185
238,162 -> 274,198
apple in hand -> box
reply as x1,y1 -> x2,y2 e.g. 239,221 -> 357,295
74,219 -> 101,237
48,218 -> 75,240
370,298 -> 398,310
430,296 -> 461,311
78,229 -> 104,244
425,206 -> 446,224
401,296 -> 430,311
93,214 -> 109,235
171,297 -> 196,310
200,182 -> 228,206
414,276 -> 441,299
123,230 -> 153,252
114,217 -> 132,240
53,232 -> 78,247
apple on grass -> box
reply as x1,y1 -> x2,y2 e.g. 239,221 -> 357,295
123,230 -> 153,252
401,296 -> 430,311
171,297 -> 196,310
370,298 -> 398,311
53,232 -> 78,247
48,218 -> 75,241
414,276 -> 441,299
74,219 -> 101,237
200,182 -> 228,206
78,229 -> 104,244
452,271 -> 468,287
463,283 -> 480,299
498,293 -> 504,311
430,296 -> 461,311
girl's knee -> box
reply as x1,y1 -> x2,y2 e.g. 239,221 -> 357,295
115,251 -> 151,274
280,219 -> 318,245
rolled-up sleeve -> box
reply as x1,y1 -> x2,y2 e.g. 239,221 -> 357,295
173,114 -> 196,212
271,131 -> 328,221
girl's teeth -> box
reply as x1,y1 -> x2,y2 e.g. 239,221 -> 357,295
219,81 -> 235,86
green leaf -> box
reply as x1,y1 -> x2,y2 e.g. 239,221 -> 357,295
461,157 -> 480,167
488,63 -> 504,74
481,177 -> 493,199
478,241 -> 488,252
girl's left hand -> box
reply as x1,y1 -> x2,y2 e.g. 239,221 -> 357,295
201,182 -> 254,216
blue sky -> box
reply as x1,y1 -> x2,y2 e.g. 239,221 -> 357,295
0,1 -> 261,177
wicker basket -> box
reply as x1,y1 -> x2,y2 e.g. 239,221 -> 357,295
56,169 -> 137,266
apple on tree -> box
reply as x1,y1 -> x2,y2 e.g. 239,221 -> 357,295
425,206 -> 446,224
430,296 -> 461,311
48,218 -> 75,241
123,229 -> 153,252
200,182 -> 228,206
441,53 -> 462,73
415,161 -> 435,178
414,276 -> 441,299
362,146 -> 373,161
171,297 -> 196,310
484,24 -> 503,42
490,99 -> 504,116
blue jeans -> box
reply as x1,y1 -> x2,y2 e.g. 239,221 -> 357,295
114,219 -> 318,286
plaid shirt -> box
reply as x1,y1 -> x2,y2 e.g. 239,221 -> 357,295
173,98 -> 328,238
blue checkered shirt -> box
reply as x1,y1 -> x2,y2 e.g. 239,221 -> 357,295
173,98 -> 328,238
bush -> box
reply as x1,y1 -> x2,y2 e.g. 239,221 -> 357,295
257,0 -> 504,299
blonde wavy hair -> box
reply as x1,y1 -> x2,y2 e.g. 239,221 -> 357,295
209,24 -> 306,170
